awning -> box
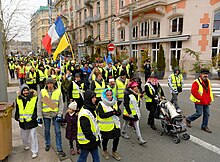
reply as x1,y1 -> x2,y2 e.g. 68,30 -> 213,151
114,34 -> 191,46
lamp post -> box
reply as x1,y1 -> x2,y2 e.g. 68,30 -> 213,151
48,0 -> 52,26
129,6 -> 133,58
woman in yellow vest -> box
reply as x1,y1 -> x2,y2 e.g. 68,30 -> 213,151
15,84 -> 39,159
90,72 -> 106,104
25,66 -> 39,91
121,81 -> 147,145
97,89 -> 122,161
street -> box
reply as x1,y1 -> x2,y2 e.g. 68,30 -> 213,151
8,84 -> 220,162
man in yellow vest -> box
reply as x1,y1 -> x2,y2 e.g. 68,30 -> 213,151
77,90 -> 100,162
25,66 -> 39,91
15,84 -> 38,159
116,71 -> 128,107
168,67 -> 183,113
37,78 -> 66,157
185,68 -> 214,133
8,61 -> 15,79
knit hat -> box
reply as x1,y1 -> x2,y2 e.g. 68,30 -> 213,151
200,68 -> 210,74
46,77 -> 55,84
68,101 -> 77,110
20,84 -> 30,94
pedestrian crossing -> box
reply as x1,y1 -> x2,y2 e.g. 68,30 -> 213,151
160,83 -> 220,97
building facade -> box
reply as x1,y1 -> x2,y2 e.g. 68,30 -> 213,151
114,0 -> 220,72
55,0 -> 116,60
30,6 -> 57,53
7,40 -> 32,55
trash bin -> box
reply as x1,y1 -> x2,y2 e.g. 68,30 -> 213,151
0,103 -> 14,161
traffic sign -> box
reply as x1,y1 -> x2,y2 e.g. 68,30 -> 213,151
108,43 -> 115,51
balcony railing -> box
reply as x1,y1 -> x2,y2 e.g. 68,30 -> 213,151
93,14 -> 101,22
84,16 -> 94,24
75,4 -> 82,11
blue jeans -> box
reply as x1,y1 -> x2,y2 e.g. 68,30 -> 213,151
77,148 -> 100,162
43,118 -> 62,151
187,104 -> 210,128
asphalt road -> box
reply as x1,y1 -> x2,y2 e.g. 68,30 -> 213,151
8,85 -> 220,162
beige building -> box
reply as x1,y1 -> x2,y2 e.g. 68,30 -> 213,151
30,6 -> 57,53
7,40 -> 32,55
55,0 -> 116,60
114,0 -> 220,72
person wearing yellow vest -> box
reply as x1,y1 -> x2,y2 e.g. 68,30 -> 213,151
77,90 -> 101,162
37,78 -> 66,157
15,84 -> 39,159
116,71 -> 128,107
185,68 -> 214,133
121,81 -> 147,145
18,62 -> 26,86
90,72 -> 106,104
14,61 -> 19,79
168,67 -> 183,113
105,62 -> 117,83
144,76 -> 165,130
69,73 -> 85,110
25,66 -> 39,91
8,61 -> 15,79
98,61 -> 107,81
107,78 -> 117,98
38,64 -> 46,90
97,89 -> 122,161
118,60 -> 130,79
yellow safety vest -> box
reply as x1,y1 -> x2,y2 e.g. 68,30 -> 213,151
72,82 -> 84,98
25,66 -> 32,73
38,70 -> 45,81
9,63 -> 15,70
19,67 -> 25,74
92,74 -> 96,81
118,66 -> 130,78
41,88 -> 61,112
170,74 -> 183,90
77,108 -> 99,145
116,78 -> 128,99
94,80 -> 105,98
190,78 -> 214,103
26,72 -> 37,84
17,96 -> 37,122
145,83 -> 153,102
123,94 -> 140,116
97,102 -> 119,132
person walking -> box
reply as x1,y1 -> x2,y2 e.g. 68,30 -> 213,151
77,90 -> 101,162
121,81 -> 147,145
63,102 -> 80,155
8,61 -> 15,79
15,84 -> 39,159
18,62 -> 26,86
185,68 -> 214,133
37,77 -> 66,157
168,67 -> 183,113
97,89 -> 122,161
144,60 -> 151,82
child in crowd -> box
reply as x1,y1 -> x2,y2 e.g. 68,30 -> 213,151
63,101 -> 80,155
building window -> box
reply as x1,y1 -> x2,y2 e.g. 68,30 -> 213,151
214,11 -> 220,31
97,2 -> 100,15
85,28 -> 87,38
212,37 -> 220,57
80,29 -> 82,42
84,9 -> 87,19
170,17 -> 183,33
104,0 -> 108,14
120,29 -> 125,41
97,23 -> 100,36
132,44 -> 138,60
140,21 -> 149,37
79,12 -> 81,25
152,20 -> 160,35
119,0 -> 124,8
105,20 -> 108,37
170,41 -> 182,69
132,25 -> 138,38
152,42 -> 159,62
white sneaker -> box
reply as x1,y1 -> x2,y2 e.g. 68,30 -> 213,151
121,132 -> 130,139
176,108 -> 182,113
32,153 -> 38,159
24,146 -> 30,150
138,138 -> 147,145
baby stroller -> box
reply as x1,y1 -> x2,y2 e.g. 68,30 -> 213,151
156,98 -> 190,144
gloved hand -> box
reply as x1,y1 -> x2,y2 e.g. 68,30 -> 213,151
55,115 -> 62,122
37,118 -> 43,124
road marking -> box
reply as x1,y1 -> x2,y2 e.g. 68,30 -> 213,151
190,135 -> 220,155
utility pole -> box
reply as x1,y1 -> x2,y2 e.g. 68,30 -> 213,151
48,0 -> 53,26
129,6 -> 133,58
0,0 -> 8,102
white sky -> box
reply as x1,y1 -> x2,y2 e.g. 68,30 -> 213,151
2,0 -> 48,42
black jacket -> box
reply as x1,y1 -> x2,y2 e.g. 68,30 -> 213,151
15,91 -> 38,130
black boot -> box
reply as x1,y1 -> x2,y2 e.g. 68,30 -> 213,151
150,124 -> 157,130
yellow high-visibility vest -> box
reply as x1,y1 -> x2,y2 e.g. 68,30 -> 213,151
94,80 -> 105,98
26,72 -> 37,84
190,78 -> 214,103
170,74 -> 183,90
72,82 -> 84,98
17,96 -> 37,122
116,78 -> 128,99
123,94 -> 140,116
41,88 -> 61,112
38,70 -> 45,81
9,63 -> 15,70
77,108 -> 99,144
145,83 -> 153,102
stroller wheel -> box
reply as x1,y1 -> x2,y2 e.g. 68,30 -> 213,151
157,130 -> 163,136
182,133 -> 190,140
172,137 -> 180,144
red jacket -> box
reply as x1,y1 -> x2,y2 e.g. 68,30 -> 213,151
191,77 -> 212,105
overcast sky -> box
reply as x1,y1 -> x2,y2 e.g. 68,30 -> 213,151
2,0 -> 48,42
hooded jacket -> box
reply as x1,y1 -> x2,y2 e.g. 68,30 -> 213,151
78,90 -> 100,150
15,84 -> 38,130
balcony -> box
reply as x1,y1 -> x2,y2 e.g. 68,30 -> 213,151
75,4 -> 82,12
93,14 -> 101,22
119,0 -> 166,18
84,0 -> 92,5
84,16 -> 94,25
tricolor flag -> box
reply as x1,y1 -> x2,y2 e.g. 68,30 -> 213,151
42,16 -> 65,54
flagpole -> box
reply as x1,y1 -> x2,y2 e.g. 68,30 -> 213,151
60,55 -> 62,74
65,32 -> 75,61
